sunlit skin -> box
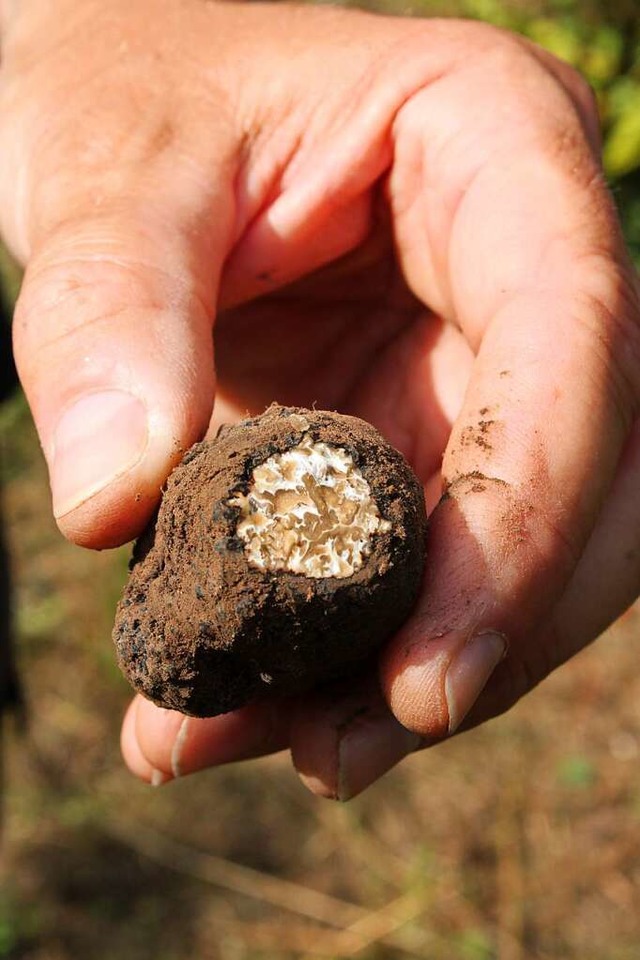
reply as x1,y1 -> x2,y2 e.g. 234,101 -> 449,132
2,0 -> 640,799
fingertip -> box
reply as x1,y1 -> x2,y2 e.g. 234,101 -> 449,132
52,414 -> 188,549
296,771 -> 339,801
381,627 -> 507,738
133,695 -> 290,780
121,697 -> 163,784
291,676 -> 422,802
291,714 -> 340,800
293,716 -> 421,802
14,215 -> 218,550
49,390 -> 149,518
55,487 -> 161,549
44,379 -> 208,548
380,632 -> 453,738
133,697 -> 187,779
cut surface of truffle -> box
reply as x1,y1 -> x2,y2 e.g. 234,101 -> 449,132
113,404 -> 428,717
228,434 -> 391,579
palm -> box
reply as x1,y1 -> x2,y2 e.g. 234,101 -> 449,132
215,211 -> 458,489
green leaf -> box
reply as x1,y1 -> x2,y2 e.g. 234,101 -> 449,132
0,920 -> 17,958
583,26 -> 624,87
604,107 -> 640,178
557,754 -> 597,789
461,0 -> 520,30
525,17 -> 584,67
457,928 -> 495,960
606,78 -> 640,122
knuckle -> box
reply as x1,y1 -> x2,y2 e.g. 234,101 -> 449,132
476,35 -> 599,164
470,26 -> 540,80
14,249 -> 178,369
452,18 -> 531,55
545,62 -> 601,151
540,48 -> 597,116
503,483 -> 584,587
520,28 -> 599,120
538,103 -> 601,178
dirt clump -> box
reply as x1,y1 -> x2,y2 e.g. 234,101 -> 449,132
113,404 -> 428,717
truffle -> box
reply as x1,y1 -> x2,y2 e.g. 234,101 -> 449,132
113,405 -> 427,717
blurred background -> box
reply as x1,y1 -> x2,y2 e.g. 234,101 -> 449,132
2,0 -> 640,957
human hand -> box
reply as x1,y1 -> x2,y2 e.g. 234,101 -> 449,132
2,0 -> 639,799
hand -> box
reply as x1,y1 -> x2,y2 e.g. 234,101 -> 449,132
2,0 -> 639,800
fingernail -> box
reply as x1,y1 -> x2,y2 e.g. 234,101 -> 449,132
445,631 -> 507,734
170,716 -> 190,779
150,768 -> 171,787
50,390 -> 148,518
337,717 -> 423,802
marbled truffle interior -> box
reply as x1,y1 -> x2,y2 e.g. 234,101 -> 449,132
228,433 -> 391,579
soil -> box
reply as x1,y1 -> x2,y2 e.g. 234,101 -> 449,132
112,404 -> 428,717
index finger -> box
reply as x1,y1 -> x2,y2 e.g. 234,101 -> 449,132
381,35 -> 640,734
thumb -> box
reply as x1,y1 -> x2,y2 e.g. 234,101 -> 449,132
13,203 -> 228,548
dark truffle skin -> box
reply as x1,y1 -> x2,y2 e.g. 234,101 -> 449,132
113,405 -> 428,717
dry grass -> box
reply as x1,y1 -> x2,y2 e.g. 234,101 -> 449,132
1,393 -> 640,960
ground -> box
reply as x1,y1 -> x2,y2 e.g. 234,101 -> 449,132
1,390 -> 640,960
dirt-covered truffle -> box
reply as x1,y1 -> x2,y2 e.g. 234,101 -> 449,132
113,405 -> 428,717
